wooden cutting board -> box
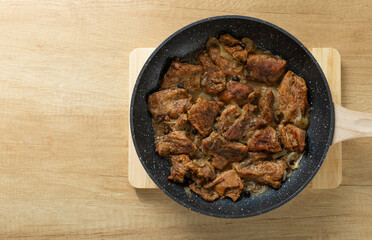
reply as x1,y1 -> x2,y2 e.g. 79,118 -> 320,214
128,48 -> 341,189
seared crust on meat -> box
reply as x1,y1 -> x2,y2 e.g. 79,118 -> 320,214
247,127 -> 282,152
148,89 -> 192,121
216,105 -> 241,133
202,132 -> 248,170
278,71 -> 308,123
156,131 -> 196,157
206,37 -> 245,76
258,89 -> 275,123
161,60 -> 203,92
189,183 -> 219,201
198,52 -> 226,94
279,124 -> 306,152
204,170 -> 244,201
223,104 -> 266,141
217,82 -> 254,107
188,98 -> 223,136
235,160 -> 287,188
244,55 -> 287,84
168,155 -> 191,183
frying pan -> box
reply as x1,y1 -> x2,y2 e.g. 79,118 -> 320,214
130,15 -> 372,218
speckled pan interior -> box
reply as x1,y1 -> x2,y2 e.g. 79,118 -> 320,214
130,16 -> 335,218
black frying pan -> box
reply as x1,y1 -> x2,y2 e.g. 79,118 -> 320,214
130,15 -> 335,218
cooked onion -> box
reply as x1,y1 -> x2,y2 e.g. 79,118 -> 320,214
282,169 -> 287,181
272,150 -> 287,159
245,181 -> 269,196
219,44 -> 233,60
286,169 -> 293,179
193,159 -> 206,167
247,88 -> 261,102
206,37 -> 219,49
286,152 -> 304,170
286,152 -> 298,164
236,158 -> 256,168
294,113 -> 309,129
242,37 -> 256,53
291,153 -> 304,170
184,186 -> 192,198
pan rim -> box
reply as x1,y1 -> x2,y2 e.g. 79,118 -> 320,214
130,15 -> 335,218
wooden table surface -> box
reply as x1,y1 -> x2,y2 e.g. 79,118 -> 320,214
1,1 -> 372,239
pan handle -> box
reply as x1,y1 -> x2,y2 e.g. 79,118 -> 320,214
333,104 -> 372,144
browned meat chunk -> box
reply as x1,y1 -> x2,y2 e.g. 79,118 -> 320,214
216,105 -> 241,133
232,50 -> 248,63
209,47 -> 243,76
156,131 -> 196,157
189,183 -> 219,201
204,170 -> 244,201
166,114 -> 189,131
186,160 -> 216,180
225,188 -> 242,201
202,132 -> 248,170
224,45 -> 244,55
190,175 -> 204,186
252,151 -> 272,161
161,60 -> 203,92
244,55 -> 287,84
148,89 -> 192,121
279,124 -> 306,152
278,71 -> 308,122
246,103 -> 257,113
225,45 -> 248,62
258,90 -> 275,123
210,155 -> 229,171
217,82 -> 254,107
219,33 -> 241,46
206,37 -> 244,76
224,47 -> 245,62
219,34 -> 248,62
235,160 -> 287,188
168,154 -> 191,183
247,127 -> 282,152
188,98 -> 223,136
223,104 -> 266,141
198,52 -> 226,94
202,132 -> 249,161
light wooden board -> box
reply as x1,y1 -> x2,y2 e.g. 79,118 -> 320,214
128,47 -> 342,189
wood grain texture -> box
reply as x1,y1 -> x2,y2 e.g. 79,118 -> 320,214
334,104 -> 372,143
309,48 -> 342,189
128,48 -> 157,188
0,0 -> 372,239
128,47 -> 342,189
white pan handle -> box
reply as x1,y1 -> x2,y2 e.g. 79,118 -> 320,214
333,104 -> 372,144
